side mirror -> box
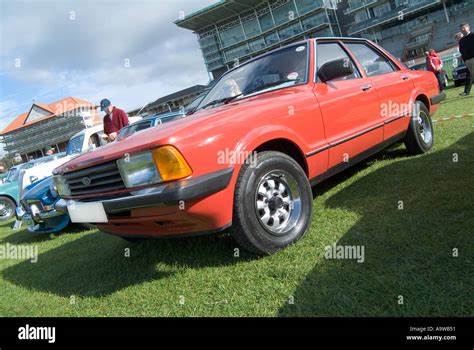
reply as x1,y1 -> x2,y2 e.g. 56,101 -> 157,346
317,59 -> 354,83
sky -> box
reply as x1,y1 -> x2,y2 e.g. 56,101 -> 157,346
0,0 -> 217,156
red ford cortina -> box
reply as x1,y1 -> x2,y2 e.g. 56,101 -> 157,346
53,37 -> 444,254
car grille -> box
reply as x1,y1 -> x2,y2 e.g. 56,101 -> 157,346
63,160 -> 125,196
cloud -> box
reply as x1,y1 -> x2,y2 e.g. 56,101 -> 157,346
0,0 -> 216,122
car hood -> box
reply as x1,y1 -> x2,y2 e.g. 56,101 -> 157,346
54,103 -> 246,173
22,176 -> 52,201
53,89 -> 299,174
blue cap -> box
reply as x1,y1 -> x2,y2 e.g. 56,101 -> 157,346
100,99 -> 111,111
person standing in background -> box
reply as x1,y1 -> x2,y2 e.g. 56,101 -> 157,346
99,99 -> 129,142
426,49 -> 444,91
459,23 -> 474,96
455,32 -> 471,96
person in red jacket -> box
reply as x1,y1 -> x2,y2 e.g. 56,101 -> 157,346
425,49 -> 444,91
99,98 -> 130,142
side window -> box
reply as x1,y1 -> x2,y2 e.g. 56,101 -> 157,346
346,42 -> 397,77
316,42 -> 361,82
89,133 -> 101,149
97,131 -> 107,146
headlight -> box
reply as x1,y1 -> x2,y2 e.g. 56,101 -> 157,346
117,151 -> 162,188
117,146 -> 192,188
49,182 -> 59,199
452,71 -> 458,77
53,175 -> 70,196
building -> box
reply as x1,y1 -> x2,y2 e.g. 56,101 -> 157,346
128,84 -> 207,117
177,0 -> 474,76
175,0 -> 342,79
0,97 -> 100,161
341,0 -> 474,61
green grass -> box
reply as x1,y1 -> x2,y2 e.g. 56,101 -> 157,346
0,86 -> 473,317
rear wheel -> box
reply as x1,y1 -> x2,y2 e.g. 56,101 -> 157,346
404,101 -> 434,154
0,196 -> 15,222
231,151 -> 313,255
454,80 -> 460,87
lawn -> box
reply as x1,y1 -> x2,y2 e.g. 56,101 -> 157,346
0,87 -> 472,317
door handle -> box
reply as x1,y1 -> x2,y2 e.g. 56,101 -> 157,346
401,74 -> 409,80
360,83 -> 372,91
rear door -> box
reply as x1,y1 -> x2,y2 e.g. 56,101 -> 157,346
344,41 -> 414,141
314,40 -> 383,169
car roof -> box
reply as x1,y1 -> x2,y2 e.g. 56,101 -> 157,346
222,37 -> 370,76
69,125 -> 103,140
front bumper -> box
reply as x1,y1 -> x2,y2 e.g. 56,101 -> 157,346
55,168 -> 233,236
19,208 -> 69,233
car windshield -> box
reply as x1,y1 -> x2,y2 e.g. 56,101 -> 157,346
66,134 -> 85,155
184,93 -> 206,114
5,168 -> 18,183
197,43 -> 308,111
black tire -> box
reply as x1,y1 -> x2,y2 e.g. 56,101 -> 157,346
231,151 -> 313,255
454,81 -> 460,87
404,101 -> 434,155
0,196 -> 16,222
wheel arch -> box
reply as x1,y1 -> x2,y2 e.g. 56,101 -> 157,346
415,94 -> 430,111
0,194 -> 17,206
254,138 -> 308,176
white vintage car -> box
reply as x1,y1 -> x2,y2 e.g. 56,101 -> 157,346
18,125 -> 108,197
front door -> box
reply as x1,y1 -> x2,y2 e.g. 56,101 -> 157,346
314,41 -> 383,169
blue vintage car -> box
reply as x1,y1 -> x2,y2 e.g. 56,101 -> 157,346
17,176 -> 69,233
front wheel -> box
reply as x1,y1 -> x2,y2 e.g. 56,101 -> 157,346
404,101 -> 434,154
0,196 -> 16,222
231,151 -> 313,255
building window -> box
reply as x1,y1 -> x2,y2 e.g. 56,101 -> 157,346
272,1 -> 297,26
373,2 -> 391,17
354,10 -> 368,23
219,24 -> 245,47
295,0 -> 322,15
279,22 -> 302,40
258,12 -> 274,32
264,32 -> 279,45
301,12 -> 327,31
248,38 -> 266,52
242,17 -> 261,38
224,44 -> 250,61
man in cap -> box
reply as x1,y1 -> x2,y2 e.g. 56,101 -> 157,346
100,98 -> 129,142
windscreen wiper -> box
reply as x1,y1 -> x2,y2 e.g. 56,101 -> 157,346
243,79 -> 300,96
200,93 -> 243,110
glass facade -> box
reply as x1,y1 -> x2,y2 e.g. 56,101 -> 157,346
193,0 -> 339,76
347,0 -> 442,36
